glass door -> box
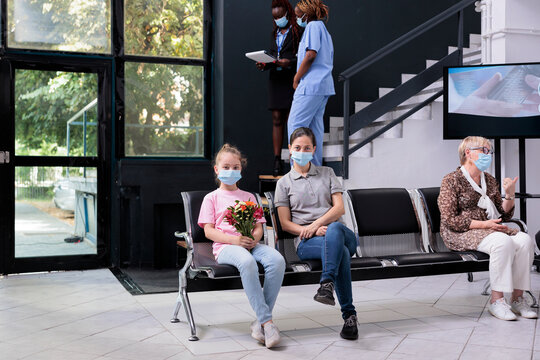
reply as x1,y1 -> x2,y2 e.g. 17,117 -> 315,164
0,59 -> 111,274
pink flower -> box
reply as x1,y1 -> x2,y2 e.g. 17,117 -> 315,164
254,207 -> 264,220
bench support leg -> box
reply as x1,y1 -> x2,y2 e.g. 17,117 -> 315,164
467,272 -> 473,282
170,249 -> 199,341
481,279 -> 490,296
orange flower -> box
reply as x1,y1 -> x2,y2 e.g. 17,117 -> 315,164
240,205 -> 247,211
245,201 -> 256,207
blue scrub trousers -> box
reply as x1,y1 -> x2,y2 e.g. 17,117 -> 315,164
288,94 -> 330,166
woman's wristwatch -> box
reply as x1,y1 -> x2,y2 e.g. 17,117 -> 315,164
504,194 -> 515,200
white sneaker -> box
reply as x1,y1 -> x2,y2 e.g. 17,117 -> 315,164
488,298 -> 517,321
263,322 -> 281,348
250,320 -> 265,343
511,297 -> 538,319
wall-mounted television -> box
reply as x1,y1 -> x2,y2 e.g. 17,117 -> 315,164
444,62 -> 540,139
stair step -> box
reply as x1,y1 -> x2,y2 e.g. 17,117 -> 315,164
463,56 -> 482,66
469,33 -> 481,47
323,141 -> 373,159
401,73 -> 416,84
393,104 -> 432,120
355,101 -> 369,113
448,46 -> 480,56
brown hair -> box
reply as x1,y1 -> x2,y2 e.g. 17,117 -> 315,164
272,0 -> 301,53
297,0 -> 329,21
458,136 -> 491,165
290,127 -> 316,147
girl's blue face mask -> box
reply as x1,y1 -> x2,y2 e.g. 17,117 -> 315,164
291,151 -> 313,166
218,169 -> 242,185
275,13 -> 288,28
474,153 -> 492,172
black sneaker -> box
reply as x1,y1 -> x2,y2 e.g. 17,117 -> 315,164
340,315 -> 358,340
313,281 -> 335,306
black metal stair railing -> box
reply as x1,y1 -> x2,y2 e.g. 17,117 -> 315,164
339,0 -> 478,179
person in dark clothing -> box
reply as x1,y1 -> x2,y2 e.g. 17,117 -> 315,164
256,0 -> 303,176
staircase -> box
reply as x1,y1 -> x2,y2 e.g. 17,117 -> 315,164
323,33 -> 482,164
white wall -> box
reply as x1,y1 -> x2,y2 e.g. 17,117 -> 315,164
345,102 -> 461,190
344,101 -> 540,238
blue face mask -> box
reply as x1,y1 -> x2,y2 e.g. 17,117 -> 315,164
218,170 -> 242,185
291,151 -> 313,166
474,153 -> 492,172
275,14 -> 288,28
297,15 -> 307,28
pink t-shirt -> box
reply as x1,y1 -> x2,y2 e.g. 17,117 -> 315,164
198,188 -> 266,259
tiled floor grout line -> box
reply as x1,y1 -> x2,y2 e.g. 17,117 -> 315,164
3,270 -> 540,359
311,342 -> 333,360
385,333 -> 408,359
457,326 -> 475,359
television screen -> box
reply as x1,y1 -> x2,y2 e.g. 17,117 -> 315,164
444,62 -> 540,139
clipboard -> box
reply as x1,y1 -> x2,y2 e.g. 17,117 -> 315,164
245,50 -> 277,63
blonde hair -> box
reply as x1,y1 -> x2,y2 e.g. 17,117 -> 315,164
297,0 -> 329,21
458,136 -> 491,165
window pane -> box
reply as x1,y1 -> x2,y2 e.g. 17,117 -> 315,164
8,0 -> 111,53
15,166 -> 98,258
125,62 -> 204,157
15,69 -> 98,157
124,0 -> 203,58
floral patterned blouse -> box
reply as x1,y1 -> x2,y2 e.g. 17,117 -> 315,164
438,168 -> 517,251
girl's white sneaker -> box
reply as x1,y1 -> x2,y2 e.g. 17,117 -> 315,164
250,320 -> 265,343
263,322 -> 281,348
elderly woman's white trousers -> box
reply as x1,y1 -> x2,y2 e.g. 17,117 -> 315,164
477,231 -> 534,293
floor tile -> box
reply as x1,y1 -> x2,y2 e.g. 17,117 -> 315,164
314,345 -> 389,360
283,326 -> 338,345
55,335 -> 137,356
331,334 -> 404,352
392,337 -> 465,359
104,342 -> 184,359
1,269 -> 539,360
460,344 -> 532,360
467,319 -> 536,350
407,327 -> 473,344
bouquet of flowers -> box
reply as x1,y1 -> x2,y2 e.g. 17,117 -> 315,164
224,199 -> 264,240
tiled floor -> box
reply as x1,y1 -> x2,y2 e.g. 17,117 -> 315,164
1,269 -> 540,360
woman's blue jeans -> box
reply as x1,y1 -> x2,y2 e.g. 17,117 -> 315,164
217,243 -> 285,324
297,222 -> 357,319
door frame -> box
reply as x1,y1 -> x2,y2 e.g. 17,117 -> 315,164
0,54 -> 112,274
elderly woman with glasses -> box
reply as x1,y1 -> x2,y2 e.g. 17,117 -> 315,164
438,136 -> 537,321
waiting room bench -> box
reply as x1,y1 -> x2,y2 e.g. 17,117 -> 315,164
171,187 -> 535,341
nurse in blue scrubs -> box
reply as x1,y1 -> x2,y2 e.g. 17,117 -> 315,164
288,0 -> 333,166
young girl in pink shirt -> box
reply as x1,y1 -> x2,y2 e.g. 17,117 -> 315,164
198,144 -> 285,348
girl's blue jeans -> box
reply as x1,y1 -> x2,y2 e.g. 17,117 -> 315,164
217,243 -> 285,324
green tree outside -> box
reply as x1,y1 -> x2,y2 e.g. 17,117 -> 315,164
12,0 -> 204,157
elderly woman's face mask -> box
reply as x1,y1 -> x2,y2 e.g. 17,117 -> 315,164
469,147 -> 493,171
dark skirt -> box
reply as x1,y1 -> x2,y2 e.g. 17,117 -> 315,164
268,67 -> 295,110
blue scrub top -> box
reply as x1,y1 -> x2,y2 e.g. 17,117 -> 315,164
296,20 -> 335,96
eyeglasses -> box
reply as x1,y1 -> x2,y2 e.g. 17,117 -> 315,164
469,146 -> 494,155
